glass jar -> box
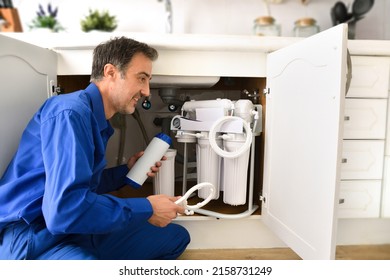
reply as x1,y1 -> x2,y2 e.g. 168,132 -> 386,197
293,17 -> 319,37
253,16 -> 281,36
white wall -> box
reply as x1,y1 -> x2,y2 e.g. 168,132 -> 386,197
12,0 -> 390,39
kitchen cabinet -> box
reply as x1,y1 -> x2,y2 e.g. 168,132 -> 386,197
339,55 -> 390,219
0,35 -> 57,175
343,99 -> 387,140
1,24 -> 390,259
346,56 -> 390,99
341,140 -> 385,180
339,180 -> 382,218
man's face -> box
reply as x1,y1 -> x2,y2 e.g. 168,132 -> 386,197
109,52 -> 152,115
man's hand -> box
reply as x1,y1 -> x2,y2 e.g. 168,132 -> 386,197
147,195 -> 185,227
126,151 -> 167,178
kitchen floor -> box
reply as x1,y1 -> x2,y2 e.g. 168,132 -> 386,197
112,187 -> 390,260
178,245 -> 390,260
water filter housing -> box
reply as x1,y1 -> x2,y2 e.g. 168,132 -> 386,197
153,148 -> 177,196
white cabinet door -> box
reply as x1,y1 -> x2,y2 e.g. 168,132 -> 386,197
0,35 -> 57,176
262,24 -> 348,260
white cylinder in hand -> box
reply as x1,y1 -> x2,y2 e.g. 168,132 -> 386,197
125,133 -> 172,188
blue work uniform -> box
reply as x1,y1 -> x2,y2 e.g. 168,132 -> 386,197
0,83 -> 190,260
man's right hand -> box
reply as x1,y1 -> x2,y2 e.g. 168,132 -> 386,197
146,195 -> 185,227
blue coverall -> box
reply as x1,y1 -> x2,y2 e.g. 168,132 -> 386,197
0,83 -> 190,259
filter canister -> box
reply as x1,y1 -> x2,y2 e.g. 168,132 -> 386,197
153,149 -> 177,196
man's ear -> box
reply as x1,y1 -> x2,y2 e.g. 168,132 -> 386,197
103,63 -> 117,79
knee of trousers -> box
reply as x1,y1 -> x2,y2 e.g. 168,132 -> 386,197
171,223 -> 191,246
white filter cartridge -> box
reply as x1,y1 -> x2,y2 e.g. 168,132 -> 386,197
125,133 -> 172,188
222,135 -> 250,205
196,137 -> 221,200
153,149 -> 177,196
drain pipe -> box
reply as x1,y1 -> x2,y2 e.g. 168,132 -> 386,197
158,88 -> 183,112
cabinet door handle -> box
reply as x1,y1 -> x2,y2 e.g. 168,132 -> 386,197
342,158 -> 348,163
344,116 -> 350,121
339,198 -> 345,204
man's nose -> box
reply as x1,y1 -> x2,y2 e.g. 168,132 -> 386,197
141,83 -> 150,97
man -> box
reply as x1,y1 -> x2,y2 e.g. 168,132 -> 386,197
0,37 -> 190,260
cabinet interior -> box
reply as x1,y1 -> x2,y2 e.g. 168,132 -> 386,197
58,75 -> 266,216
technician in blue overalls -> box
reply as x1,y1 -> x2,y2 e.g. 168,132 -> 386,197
0,37 -> 190,260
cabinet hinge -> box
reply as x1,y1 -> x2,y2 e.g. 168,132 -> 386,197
49,80 -> 60,96
263,88 -> 270,96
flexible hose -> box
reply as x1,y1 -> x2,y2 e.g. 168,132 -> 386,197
208,116 -> 252,159
132,108 -> 150,147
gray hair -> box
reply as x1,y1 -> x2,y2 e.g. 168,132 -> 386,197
90,36 -> 158,82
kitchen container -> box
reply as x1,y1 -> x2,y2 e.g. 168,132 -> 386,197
253,16 -> 281,36
293,17 -> 319,37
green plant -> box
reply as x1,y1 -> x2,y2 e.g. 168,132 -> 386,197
80,9 -> 118,32
29,3 -> 64,32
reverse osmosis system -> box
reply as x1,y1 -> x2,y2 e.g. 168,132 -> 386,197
168,98 -> 262,218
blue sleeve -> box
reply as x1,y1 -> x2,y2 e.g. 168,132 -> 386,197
97,165 -> 129,194
40,109 -> 152,234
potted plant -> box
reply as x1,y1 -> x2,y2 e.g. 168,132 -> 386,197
80,9 -> 117,32
29,3 -> 64,32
